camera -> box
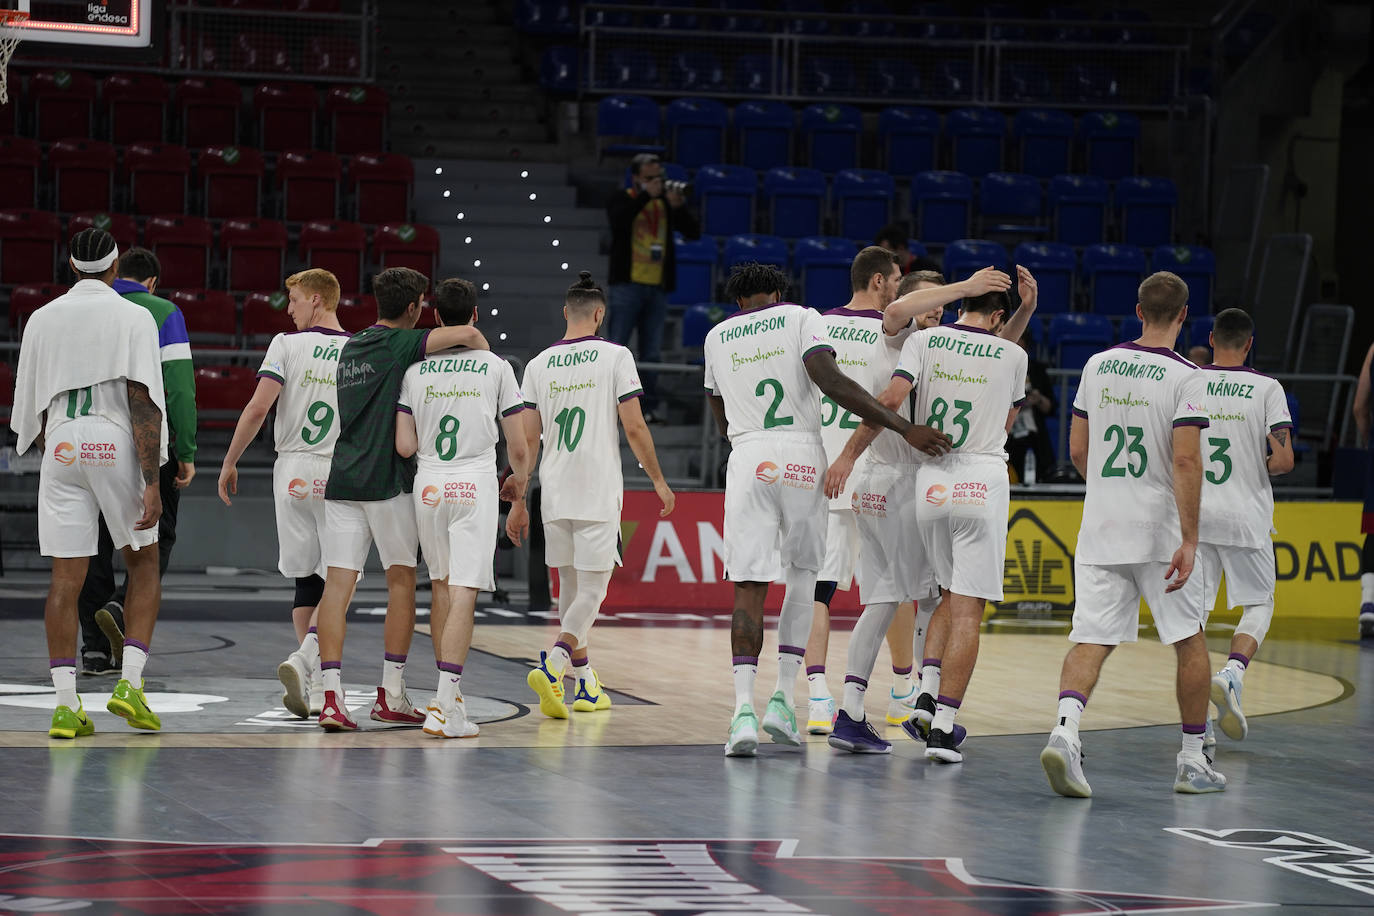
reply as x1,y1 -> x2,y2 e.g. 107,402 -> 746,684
664,179 -> 690,194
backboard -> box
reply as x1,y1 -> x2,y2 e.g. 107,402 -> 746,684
1,1 -> 152,48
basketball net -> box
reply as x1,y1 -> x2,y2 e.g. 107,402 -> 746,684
0,10 -> 28,106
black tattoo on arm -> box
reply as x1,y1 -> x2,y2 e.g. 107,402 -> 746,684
1272,429 -> 1289,447
126,381 -> 163,485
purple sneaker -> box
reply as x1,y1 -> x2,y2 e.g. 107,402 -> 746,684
901,714 -> 966,748
827,709 -> 892,754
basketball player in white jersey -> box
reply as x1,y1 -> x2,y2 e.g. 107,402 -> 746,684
13,228 -> 167,737
395,278 -> 531,738
705,261 -> 950,757
218,269 -> 350,718
1195,308 -> 1293,746
1040,271 -> 1223,797
509,271 -> 675,719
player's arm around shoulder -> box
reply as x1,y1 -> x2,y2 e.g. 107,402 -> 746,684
424,323 -> 489,356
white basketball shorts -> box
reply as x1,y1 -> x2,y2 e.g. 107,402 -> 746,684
1196,542 -> 1275,610
38,419 -> 158,557
415,468 -> 498,590
723,433 -> 827,583
1070,557 -> 1210,646
915,456 -> 1010,602
323,492 -> 418,572
273,452 -> 331,579
853,462 -> 938,605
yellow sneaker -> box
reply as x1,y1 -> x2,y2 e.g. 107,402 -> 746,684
107,679 -> 161,731
571,669 -> 612,712
48,703 -> 95,739
526,651 -> 568,719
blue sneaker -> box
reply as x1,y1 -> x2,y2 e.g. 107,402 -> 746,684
827,709 -> 891,754
901,714 -> 966,748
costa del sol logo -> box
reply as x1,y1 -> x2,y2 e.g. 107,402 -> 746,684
287,478 -> 309,500
421,485 -> 441,507
755,461 -> 779,485
53,442 -> 76,466
925,483 -> 948,506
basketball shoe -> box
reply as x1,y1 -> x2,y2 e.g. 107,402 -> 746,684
725,704 -> 759,757
1174,752 -> 1227,793
95,601 -> 125,667
1040,726 -> 1091,797
901,713 -> 966,748
571,669 -> 612,712
761,691 -> 801,746
370,687 -> 425,725
827,710 -> 891,754
806,696 -> 836,735
49,702 -> 95,739
423,697 -> 479,738
911,692 -> 936,728
277,651 -> 312,719
318,690 -> 357,731
1204,718 -> 1216,748
526,651 -> 569,719
924,728 -> 963,764
1360,603 -> 1374,638
886,685 -> 920,725
107,679 -> 160,731
1210,667 -> 1247,741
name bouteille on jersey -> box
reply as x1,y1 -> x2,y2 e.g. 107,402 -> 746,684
927,334 -> 1006,359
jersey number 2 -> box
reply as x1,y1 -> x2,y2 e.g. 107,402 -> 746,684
755,378 -> 794,428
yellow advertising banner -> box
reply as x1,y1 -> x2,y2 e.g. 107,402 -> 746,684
993,500 -> 1362,622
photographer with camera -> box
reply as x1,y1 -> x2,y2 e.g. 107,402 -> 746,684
606,153 -> 701,421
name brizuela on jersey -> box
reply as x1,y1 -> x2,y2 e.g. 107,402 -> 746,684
523,335 -> 643,524
892,323 -> 1027,459
257,328 -> 351,457
819,308 -> 884,504
1073,343 -> 1209,565
397,349 -> 525,473
1197,365 -> 1293,550
703,302 -> 834,442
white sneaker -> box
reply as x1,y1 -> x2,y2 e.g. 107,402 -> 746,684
725,705 -> 759,757
308,673 -> 324,716
276,651 -> 312,719
1210,668 -> 1248,741
806,696 -> 836,735
423,698 -> 479,738
1174,752 -> 1227,793
886,685 -> 919,725
1203,717 -> 1216,749
1040,726 -> 1092,798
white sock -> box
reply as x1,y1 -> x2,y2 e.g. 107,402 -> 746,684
572,661 -> 591,683
51,664 -> 78,710
776,651 -> 803,704
1057,692 -> 1086,737
841,678 -> 866,720
932,698 -> 958,734
732,659 -> 757,715
547,642 -> 572,677
436,667 -> 461,707
121,644 -> 148,686
1225,658 -> 1246,682
1181,731 -> 1205,757
1362,572 -> 1374,605
919,662 -> 941,699
322,665 -> 342,696
892,668 -> 914,697
807,668 -> 830,700
300,629 -> 320,668
382,653 -> 405,695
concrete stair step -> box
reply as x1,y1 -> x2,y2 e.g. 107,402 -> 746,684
414,158 -> 570,184
438,224 -> 601,251
392,117 -> 549,144
420,182 -> 577,209
416,202 -> 604,229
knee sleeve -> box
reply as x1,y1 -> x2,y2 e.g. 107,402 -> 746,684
293,574 -> 325,609
560,568 -> 610,643
847,601 -> 898,681
1234,599 -> 1274,645
556,565 -> 578,617
813,580 -> 838,608
777,565 -> 818,650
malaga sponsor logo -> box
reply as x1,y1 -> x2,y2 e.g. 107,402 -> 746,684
925,483 -> 948,506
53,442 -> 76,466
421,486 -> 441,507
287,479 -> 309,500
755,461 -> 779,485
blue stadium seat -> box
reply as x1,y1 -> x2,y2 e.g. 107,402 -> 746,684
1014,242 -> 1076,314
795,236 -> 858,308
596,95 -> 664,160
1155,245 -> 1217,315
697,164 -> 757,237
1081,111 -> 1139,180
1082,243 -> 1147,316
944,239 -> 1010,284
801,103 -> 862,174
724,233 -> 789,271
1049,312 -> 1114,371
515,0 -> 576,35
979,172 -> 1045,241
1189,315 -> 1215,350
539,46 -> 578,93
946,107 -> 1006,178
666,98 -> 728,170
606,49 -> 662,90
834,169 -> 894,241
735,99 -> 793,170
1001,63 -> 1054,103
913,170 -> 973,244
1049,174 -> 1108,245
734,55 -> 774,94
670,52 -> 728,93
683,303 -> 740,348
786,0 -> 829,34
870,59 -> 921,97
931,58 -> 976,99
802,57 -> 858,95
1116,176 -> 1177,248
762,167 -> 826,239
879,106 -> 939,178
1013,109 -> 1074,179
670,234 -> 718,306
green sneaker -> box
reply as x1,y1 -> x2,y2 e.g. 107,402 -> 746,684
761,690 -> 801,746
107,679 -> 161,731
724,704 -> 759,757
48,703 -> 95,739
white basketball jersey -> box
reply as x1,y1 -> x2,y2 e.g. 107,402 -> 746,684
866,321 -> 920,467
398,349 -> 525,473
1073,343 -> 1209,565
44,379 -> 132,439
1198,366 -> 1292,549
819,307 -> 884,505
523,336 -> 643,523
703,302 -> 833,443
893,323 -> 1027,459
258,328 -> 351,458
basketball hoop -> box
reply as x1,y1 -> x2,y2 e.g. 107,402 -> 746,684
0,10 -> 29,106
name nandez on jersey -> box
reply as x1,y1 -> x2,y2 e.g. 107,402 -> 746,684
1096,358 -> 1168,381
421,357 -> 490,375
1207,380 -> 1255,399
730,346 -> 786,371
546,348 -> 600,368
1099,388 -> 1152,408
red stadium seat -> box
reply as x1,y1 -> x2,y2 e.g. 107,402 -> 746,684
171,29 -> 220,73
337,293 -> 375,330
254,82 -> 316,152
50,138 -> 116,213
200,145 -> 265,219
325,86 -> 388,156
170,288 -> 237,343
0,361 -> 13,413
0,210 -> 60,285
144,215 -> 213,290
31,70 -> 97,142
0,136 -> 40,209
277,149 -> 341,221
103,73 -> 168,145
9,284 -> 67,333
350,153 -> 413,224
242,289 -> 292,342
300,220 -> 366,294
228,32 -> 293,74
195,365 -> 258,427
125,142 -> 192,215
222,218 -> 288,291
68,212 -> 139,251
373,223 -> 439,283
178,78 -> 240,149
305,37 -> 361,78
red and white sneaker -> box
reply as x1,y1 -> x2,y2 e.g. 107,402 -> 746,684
317,691 -> 358,732
370,687 -> 425,725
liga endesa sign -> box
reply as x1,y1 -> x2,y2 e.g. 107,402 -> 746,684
603,493 -> 1362,620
